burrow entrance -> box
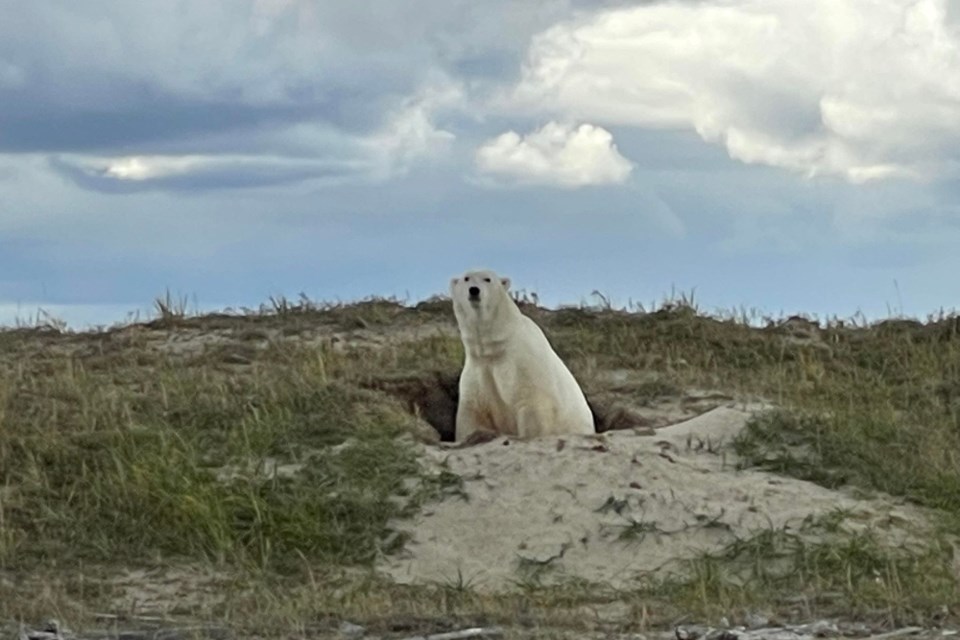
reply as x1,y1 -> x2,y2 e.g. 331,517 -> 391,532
363,371 -> 650,442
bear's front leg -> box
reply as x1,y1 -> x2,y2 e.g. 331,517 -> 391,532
455,399 -> 490,442
516,404 -> 552,439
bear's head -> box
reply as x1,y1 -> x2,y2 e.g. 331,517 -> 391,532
450,268 -> 512,324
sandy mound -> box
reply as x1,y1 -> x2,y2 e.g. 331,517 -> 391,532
381,406 -> 929,591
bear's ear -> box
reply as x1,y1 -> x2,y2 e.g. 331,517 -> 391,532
450,277 -> 459,293
500,277 -> 511,291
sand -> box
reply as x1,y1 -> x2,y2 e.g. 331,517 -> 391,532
380,406 -> 929,591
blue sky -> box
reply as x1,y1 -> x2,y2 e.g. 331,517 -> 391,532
2,0 -> 960,327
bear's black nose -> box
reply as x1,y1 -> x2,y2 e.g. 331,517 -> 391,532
468,286 -> 480,298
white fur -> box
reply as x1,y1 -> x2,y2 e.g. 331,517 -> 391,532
450,268 -> 595,441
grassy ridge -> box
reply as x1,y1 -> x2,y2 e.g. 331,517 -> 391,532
0,333 -> 427,571
1,296 -> 960,631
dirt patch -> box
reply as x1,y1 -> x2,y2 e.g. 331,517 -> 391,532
363,372 -> 462,442
378,406 -> 932,592
107,566 -> 229,617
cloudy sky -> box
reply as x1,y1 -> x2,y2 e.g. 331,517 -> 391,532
2,0 -> 960,327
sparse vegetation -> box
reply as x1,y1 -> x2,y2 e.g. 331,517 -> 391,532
153,288 -> 192,324
644,512 -> 960,626
2,294 -> 960,636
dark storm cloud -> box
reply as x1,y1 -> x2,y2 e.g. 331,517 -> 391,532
0,0 -> 659,156
0,1 -> 433,158
0,92 -> 329,153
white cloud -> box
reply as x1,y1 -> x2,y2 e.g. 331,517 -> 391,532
363,80 -> 461,176
508,0 -> 960,182
100,156 -> 205,180
475,121 -> 633,187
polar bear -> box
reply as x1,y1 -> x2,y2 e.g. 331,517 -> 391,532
450,268 -> 595,441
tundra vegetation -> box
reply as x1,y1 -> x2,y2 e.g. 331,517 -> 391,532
1,291 -> 959,637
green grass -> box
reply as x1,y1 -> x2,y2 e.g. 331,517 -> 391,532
2,295 -> 960,635
734,409 -> 960,517
0,340 -> 427,571
643,513 -> 960,626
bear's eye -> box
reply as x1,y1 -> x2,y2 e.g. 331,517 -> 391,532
464,276 -> 470,282
484,277 -> 491,283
